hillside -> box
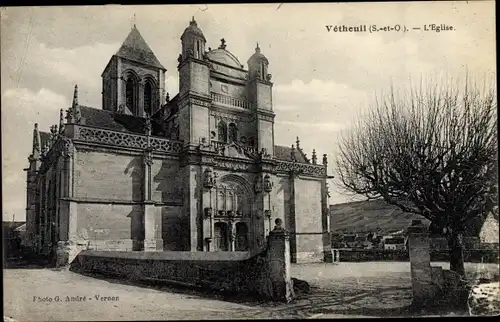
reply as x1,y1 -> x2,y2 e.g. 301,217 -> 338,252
329,199 -> 430,235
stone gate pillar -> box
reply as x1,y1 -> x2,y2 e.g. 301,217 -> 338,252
267,218 -> 295,303
407,219 -> 434,307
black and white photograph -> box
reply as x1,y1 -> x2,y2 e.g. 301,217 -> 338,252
1,2 -> 498,320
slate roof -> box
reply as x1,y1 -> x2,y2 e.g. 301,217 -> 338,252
274,145 -> 308,163
80,106 -> 129,131
115,26 -> 165,70
79,106 -> 156,135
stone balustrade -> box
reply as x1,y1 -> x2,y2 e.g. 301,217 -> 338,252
73,126 -> 183,154
211,92 -> 252,110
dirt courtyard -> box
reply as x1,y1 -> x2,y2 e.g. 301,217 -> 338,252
3,261 -> 498,320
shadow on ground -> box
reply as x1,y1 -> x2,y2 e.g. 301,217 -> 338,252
74,270 -> 276,307
3,255 -> 54,270
72,269 -> 416,318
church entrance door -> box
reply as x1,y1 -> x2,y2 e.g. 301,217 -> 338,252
214,222 -> 229,251
235,222 -> 249,251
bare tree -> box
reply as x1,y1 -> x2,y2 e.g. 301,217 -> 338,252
336,76 -> 497,276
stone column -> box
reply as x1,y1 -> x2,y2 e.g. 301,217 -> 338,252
143,146 -> 163,252
56,142 -> 83,266
203,206 -> 213,252
288,172 -> 298,263
321,177 -> 332,262
267,218 -> 295,303
407,219 -> 434,307
116,59 -> 123,110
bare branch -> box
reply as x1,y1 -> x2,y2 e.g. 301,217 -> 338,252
335,73 -> 498,231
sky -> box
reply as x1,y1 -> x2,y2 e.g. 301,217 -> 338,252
1,2 -> 496,221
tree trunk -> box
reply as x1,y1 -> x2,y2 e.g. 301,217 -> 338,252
447,231 -> 465,277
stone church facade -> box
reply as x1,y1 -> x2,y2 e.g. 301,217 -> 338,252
24,18 -> 332,263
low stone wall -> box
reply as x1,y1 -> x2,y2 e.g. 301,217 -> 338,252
332,249 -> 499,263
71,223 -> 295,302
430,249 -> 499,263
334,249 -> 408,262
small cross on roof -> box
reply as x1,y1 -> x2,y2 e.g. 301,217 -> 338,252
220,38 -> 227,49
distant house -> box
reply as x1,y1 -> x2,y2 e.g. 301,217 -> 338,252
355,233 -> 373,249
342,234 -> 357,248
3,221 -> 26,257
382,236 -> 406,250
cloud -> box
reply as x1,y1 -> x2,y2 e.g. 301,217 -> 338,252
2,87 -> 67,220
19,42 -> 118,107
274,79 -> 370,136
276,120 -> 348,132
3,87 -> 68,114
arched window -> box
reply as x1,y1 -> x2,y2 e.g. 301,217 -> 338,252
144,81 -> 153,116
218,121 -> 227,142
228,123 -> 238,143
260,63 -> 266,80
125,76 -> 138,115
249,137 -> 255,147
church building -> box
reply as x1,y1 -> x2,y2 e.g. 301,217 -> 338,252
24,18 -> 332,264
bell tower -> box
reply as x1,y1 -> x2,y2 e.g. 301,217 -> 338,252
101,25 -> 167,117
247,43 -> 275,156
177,17 -> 211,148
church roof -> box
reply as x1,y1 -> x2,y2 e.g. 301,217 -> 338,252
115,26 -> 166,70
248,43 -> 269,64
181,18 -> 206,41
77,106 -> 157,135
79,106 -> 129,131
274,145 -> 308,163
207,48 -> 243,69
